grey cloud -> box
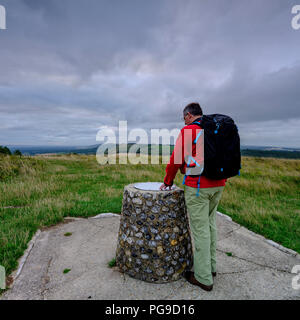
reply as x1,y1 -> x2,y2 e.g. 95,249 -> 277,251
0,0 -> 299,146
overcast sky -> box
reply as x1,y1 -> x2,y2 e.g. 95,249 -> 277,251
0,0 -> 300,147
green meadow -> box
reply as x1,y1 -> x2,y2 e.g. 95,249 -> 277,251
0,154 -> 299,290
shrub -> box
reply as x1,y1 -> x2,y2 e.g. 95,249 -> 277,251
13,150 -> 22,156
0,146 -> 12,155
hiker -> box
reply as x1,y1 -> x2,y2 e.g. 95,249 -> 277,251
160,102 -> 240,291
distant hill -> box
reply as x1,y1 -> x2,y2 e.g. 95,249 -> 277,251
7,145 -> 79,155
6,144 -> 300,159
240,145 -> 300,152
241,149 -> 300,159
7,144 -> 174,156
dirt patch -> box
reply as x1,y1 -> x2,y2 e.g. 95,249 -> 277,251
6,275 -> 14,288
39,217 -> 83,231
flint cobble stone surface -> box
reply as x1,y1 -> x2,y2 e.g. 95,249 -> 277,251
116,183 -> 193,283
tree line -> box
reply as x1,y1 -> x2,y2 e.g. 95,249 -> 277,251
0,146 -> 22,156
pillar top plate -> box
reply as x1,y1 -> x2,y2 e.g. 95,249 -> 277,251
134,182 -> 176,191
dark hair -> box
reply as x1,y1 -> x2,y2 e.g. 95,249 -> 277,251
183,102 -> 203,116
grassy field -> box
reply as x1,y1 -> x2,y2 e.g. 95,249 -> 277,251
0,154 -> 299,290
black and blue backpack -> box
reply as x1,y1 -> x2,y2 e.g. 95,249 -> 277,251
182,114 -> 241,196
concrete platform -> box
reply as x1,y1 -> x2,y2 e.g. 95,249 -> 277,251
1,213 -> 300,300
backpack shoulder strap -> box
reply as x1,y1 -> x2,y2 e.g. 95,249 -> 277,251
191,120 -> 203,144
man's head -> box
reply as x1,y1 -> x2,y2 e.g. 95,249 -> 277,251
183,102 -> 203,125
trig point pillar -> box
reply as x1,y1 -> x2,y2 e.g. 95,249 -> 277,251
116,182 -> 193,283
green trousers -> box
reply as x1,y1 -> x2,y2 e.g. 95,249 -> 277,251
184,185 -> 224,286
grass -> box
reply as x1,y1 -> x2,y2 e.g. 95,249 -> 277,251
63,269 -> 71,274
64,232 -> 72,237
108,258 -> 116,268
0,153 -> 299,294
218,157 -> 300,253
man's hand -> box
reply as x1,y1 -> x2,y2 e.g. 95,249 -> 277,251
160,183 -> 172,191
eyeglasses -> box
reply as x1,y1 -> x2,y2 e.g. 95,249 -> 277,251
181,114 -> 188,121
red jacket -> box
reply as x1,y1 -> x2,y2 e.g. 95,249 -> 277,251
163,122 -> 227,188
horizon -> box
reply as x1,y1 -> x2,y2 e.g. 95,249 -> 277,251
3,143 -> 300,151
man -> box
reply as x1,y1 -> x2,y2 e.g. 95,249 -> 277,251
160,102 -> 226,291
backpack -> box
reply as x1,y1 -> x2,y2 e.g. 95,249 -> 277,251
182,114 -> 241,195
